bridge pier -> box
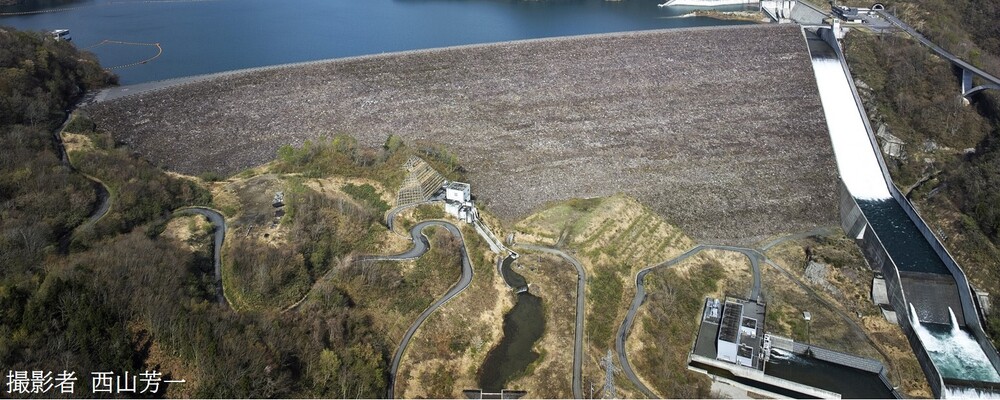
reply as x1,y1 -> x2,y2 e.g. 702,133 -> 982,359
958,59 -> 1000,97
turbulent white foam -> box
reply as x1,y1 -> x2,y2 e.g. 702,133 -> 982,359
809,57 -> 893,201
908,304 -> 1000,385
945,386 -> 1000,399
770,348 -> 793,360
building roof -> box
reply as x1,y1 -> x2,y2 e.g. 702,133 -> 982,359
447,181 -> 470,191
719,302 -> 743,343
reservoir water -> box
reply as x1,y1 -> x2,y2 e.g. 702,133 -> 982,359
1,0 -> 753,84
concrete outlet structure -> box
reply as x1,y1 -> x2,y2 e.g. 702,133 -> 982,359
689,296 -> 896,398
444,181 -> 477,224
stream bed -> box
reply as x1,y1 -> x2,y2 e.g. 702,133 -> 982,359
479,255 -> 546,392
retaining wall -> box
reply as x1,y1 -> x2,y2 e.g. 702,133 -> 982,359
820,25 -> 1000,379
790,342 -> 883,374
690,354 -> 842,399
814,26 -> 949,397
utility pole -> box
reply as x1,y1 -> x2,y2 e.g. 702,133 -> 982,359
803,311 -> 812,346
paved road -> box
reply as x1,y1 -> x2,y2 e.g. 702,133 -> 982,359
53,113 -> 113,239
379,220 -> 475,399
614,244 -> 763,398
759,225 -> 838,251
385,199 -> 442,236
175,207 -> 228,307
516,244 -> 586,399
82,181 -> 111,227
877,10 -> 1000,91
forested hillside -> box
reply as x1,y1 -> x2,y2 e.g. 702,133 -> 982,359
842,0 -> 1000,346
0,28 -> 390,397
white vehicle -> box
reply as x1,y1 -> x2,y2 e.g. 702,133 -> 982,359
51,29 -> 71,41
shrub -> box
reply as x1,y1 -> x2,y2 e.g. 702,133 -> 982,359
342,183 -> 390,217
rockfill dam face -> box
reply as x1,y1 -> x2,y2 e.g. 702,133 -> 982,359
86,24 -> 838,245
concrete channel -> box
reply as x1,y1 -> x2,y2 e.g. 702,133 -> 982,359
806,25 -> 1000,397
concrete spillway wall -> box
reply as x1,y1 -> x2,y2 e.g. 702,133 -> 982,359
811,26 -> 1000,397
790,341 -> 885,374
840,181 -> 947,396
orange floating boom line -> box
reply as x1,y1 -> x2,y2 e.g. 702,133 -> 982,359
100,42 -> 163,70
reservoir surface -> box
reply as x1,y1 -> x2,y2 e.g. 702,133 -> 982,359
1,0 -> 752,84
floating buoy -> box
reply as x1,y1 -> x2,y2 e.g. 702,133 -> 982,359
84,39 -> 163,70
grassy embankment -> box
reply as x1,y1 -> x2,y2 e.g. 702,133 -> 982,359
515,194 -> 700,398
764,233 -> 930,397
207,133 -> 478,312
627,253 -> 730,398
204,131 -> 496,397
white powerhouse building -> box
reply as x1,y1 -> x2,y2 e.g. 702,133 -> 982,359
444,181 -> 477,224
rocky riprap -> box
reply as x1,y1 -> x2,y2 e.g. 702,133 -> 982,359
87,24 -> 838,244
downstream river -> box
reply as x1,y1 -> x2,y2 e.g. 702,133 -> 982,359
1,0 -> 753,84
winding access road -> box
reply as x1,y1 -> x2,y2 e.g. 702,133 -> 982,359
516,244 -> 586,399
615,244 -> 763,398
174,207 -> 228,307
384,200 -> 440,237
284,199 -> 445,312
374,220 -> 474,399
170,199 -> 478,398
53,112 -> 112,244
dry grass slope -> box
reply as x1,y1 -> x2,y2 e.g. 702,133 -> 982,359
87,24 -> 837,244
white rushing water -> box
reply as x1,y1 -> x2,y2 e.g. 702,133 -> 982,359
946,386 -> 1000,399
809,57 -> 893,201
769,348 -> 793,360
908,304 -> 1000,385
